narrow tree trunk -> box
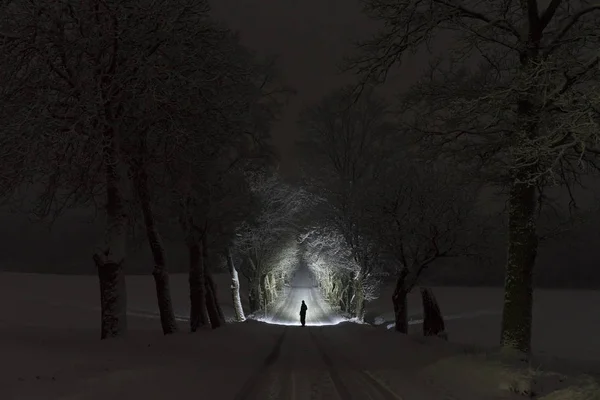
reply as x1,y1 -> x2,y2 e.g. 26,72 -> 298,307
202,236 -> 224,329
95,128 -> 128,339
392,271 -> 409,334
421,287 -> 446,339
247,258 -> 261,313
226,248 -> 246,322
134,162 -> 177,335
205,273 -> 221,329
188,235 -> 209,332
206,271 -> 225,321
500,180 -> 537,357
260,273 -> 267,302
353,272 -> 366,320
248,281 -> 260,313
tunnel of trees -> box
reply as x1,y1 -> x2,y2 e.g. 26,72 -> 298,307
1,0 -> 600,365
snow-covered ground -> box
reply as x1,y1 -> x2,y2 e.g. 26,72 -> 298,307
365,284 -> 600,365
1,271 -> 599,399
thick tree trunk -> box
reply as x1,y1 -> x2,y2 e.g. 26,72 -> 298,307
153,269 -> 177,334
134,163 -> 177,335
95,127 -> 128,339
226,249 -> 245,322
421,287 -> 447,339
94,255 -> 127,339
392,272 -> 409,334
500,180 -> 537,356
188,236 -> 209,332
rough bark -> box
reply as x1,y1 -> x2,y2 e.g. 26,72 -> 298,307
421,287 -> 447,339
188,235 -> 209,332
500,180 -> 537,356
498,21 -> 541,359
226,248 -> 246,321
392,270 -> 409,334
95,127 -> 128,339
134,160 -> 177,335
94,255 -> 127,339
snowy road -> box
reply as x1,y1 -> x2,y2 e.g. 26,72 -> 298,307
235,272 -> 452,400
263,270 -> 343,326
234,326 -> 410,400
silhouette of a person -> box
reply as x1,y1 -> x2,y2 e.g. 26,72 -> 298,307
299,300 -> 308,326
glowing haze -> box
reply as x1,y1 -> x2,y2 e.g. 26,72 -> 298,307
256,268 -> 347,327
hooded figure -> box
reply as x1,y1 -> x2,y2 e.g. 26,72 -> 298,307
299,300 -> 308,326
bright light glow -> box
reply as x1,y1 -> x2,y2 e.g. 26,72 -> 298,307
254,316 -> 347,327
250,268 -> 346,327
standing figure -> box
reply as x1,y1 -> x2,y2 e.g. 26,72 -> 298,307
299,300 -> 308,326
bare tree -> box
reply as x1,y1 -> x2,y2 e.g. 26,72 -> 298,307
235,172 -> 306,314
349,0 -> 600,358
301,227 -> 381,315
297,85 -> 395,320
366,157 -> 482,333
0,0 -> 237,338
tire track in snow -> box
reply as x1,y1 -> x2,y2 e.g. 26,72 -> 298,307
309,327 -> 402,400
308,328 -> 353,399
234,327 -> 289,400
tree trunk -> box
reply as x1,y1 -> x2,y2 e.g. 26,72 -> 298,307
421,287 -> 446,339
188,235 -> 209,332
205,273 -> 221,329
225,247 -> 246,322
94,255 -> 127,339
206,271 -> 225,321
202,236 -> 224,329
95,127 -> 128,339
259,273 -> 270,307
500,180 -> 537,357
392,271 -> 409,334
353,272 -> 366,320
134,161 -> 177,335
248,281 -> 260,313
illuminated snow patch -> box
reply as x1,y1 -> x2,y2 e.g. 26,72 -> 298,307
252,316 -> 347,327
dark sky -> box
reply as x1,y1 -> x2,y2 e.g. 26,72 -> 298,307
211,0 -> 430,173
1,1 -> 380,273
212,0 -> 368,173
2,0 -> 599,282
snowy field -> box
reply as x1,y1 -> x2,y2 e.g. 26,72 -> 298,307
2,272 -> 600,399
365,284 -> 600,365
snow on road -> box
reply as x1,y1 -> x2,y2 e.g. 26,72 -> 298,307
235,271 -> 497,399
1,271 -> 600,399
260,270 -> 345,326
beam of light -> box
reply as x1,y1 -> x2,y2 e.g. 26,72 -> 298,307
254,316 -> 347,327
249,268 -> 347,327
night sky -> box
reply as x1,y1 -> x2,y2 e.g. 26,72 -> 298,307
211,0 -> 424,173
1,0 -> 599,284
